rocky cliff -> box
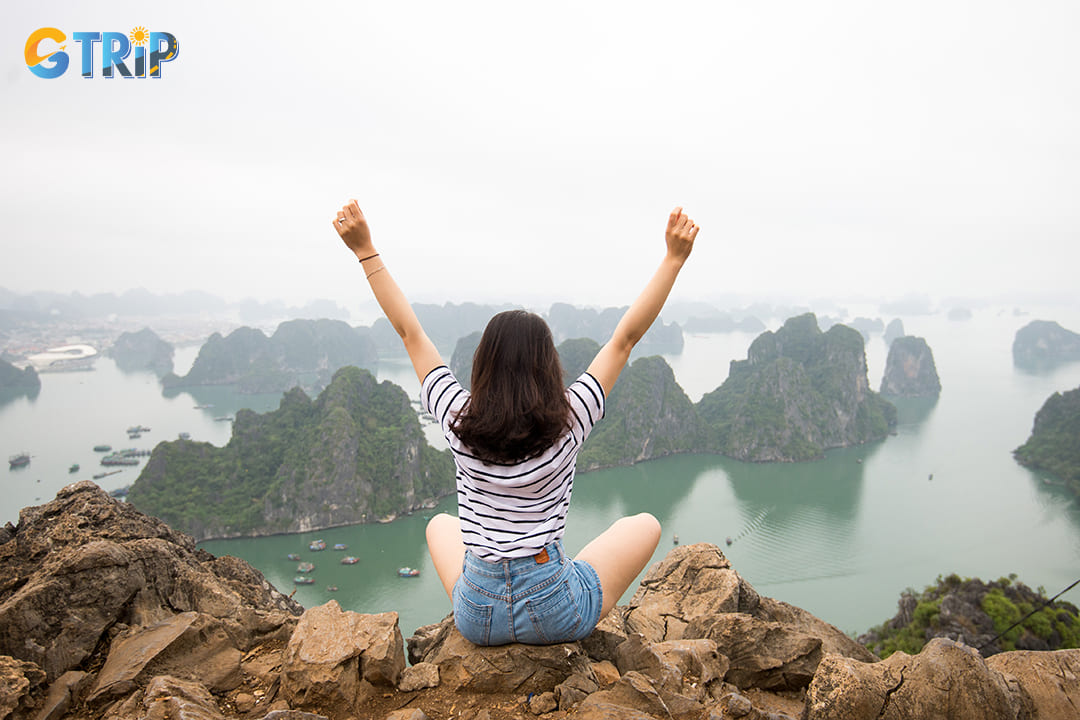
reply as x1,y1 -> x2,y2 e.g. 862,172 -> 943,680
880,336 -> 941,397
128,367 -> 455,541
1014,385 -> 1080,497
161,319 -> 377,394
697,314 -> 897,462
1012,320 -> 1080,373
3,483 -> 1077,720
106,327 -> 174,374
883,318 -> 905,346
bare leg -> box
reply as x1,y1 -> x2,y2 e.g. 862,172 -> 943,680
426,513 -> 466,599
575,512 -> 661,619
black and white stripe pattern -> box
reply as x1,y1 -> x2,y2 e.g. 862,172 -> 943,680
421,365 -> 605,560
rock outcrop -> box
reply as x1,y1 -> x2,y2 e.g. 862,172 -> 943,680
3,485 -> 1078,720
880,336 -> 941,397
697,314 -> 897,461
106,327 -> 174,375
1012,320 -> 1080,372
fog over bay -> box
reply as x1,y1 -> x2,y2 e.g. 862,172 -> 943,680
2,1 -> 1078,312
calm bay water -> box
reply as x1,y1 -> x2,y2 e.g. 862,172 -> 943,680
4,309 -> 1080,639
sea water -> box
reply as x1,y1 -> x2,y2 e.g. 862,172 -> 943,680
4,309 -> 1080,639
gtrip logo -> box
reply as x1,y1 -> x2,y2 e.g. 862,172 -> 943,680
25,27 -> 179,79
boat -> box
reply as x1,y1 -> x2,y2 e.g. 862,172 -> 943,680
213,416 -> 234,422
332,543 -> 348,551
287,553 -> 301,561
194,404 -> 214,409
309,539 -> 326,551
126,425 -> 151,434
69,463 -> 79,473
9,453 -> 30,468
108,486 -> 130,498
293,576 -> 315,585
101,454 -> 139,466
296,562 -> 315,573
326,585 -> 339,592
92,470 -> 122,480
340,556 -> 359,565
93,445 -> 112,452
128,432 -> 141,439
397,567 -> 420,578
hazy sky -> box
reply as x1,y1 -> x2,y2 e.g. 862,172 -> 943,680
3,2 -> 1078,311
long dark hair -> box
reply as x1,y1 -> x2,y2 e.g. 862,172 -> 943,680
451,310 -> 571,463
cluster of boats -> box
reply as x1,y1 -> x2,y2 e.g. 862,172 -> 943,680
287,540 -> 420,587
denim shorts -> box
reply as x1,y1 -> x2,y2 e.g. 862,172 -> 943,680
452,540 -> 603,646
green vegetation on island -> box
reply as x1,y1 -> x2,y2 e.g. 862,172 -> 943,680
1014,385 -> 1080,497
859,573 -> 1080,658
161,318 -> 377,394
127,366 -> 454,541
697,313 -> 896,462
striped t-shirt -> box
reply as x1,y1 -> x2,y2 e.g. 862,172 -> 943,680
421,365 -> 605,560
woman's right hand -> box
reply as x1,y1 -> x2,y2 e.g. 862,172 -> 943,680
665,207 -> 699,263
333,199 -> 376,259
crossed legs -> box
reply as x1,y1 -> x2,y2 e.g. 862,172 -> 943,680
425,511 -> 661,620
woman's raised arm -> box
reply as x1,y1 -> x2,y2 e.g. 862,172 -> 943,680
333,200 -> 444,384
587,207 -> 699,397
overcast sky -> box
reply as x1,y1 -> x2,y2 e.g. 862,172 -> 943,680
2,2 -> 1077,312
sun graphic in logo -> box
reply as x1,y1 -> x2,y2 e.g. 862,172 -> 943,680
129,26 -> 149,46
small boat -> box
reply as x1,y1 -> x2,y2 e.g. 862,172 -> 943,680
332,543 -> 348,551
673,534 -> 679,545
194,404 -> 214,409
213,416 -> 234,422
398,567 -> 420,578
93,445 -> 112,452
108,486 -> 130,498
287,553 -> 301,561
296,562 -> 315,573
69,463 -> 80,473
128,432 -> 141,439
93,470 -> 122,480
126,425 -> 151,434
9,453 -> 30,468
309,539 -> 326,551
293,576 -> 315,585
340,556 -> 359,565
327,585 -> 339,592
725,537 -> 733,546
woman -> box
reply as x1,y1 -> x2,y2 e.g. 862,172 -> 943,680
333,200 -> 698,645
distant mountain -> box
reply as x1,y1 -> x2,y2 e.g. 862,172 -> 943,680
697,314 -> 897,462
848,317 -> 884,341
161,318 -> 377,394
880,336 -> 941,398
107,327 -> 174,374
370,302 -> 519,353
1012,320 -> 1080,372
1014,385 -> 1080,497
127,366 -> 454,541
545,303 -> 683,355
681,314 -> 766,333
883,318 -> 905,346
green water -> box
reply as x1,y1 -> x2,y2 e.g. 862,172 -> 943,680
5,310 -> 1080,639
